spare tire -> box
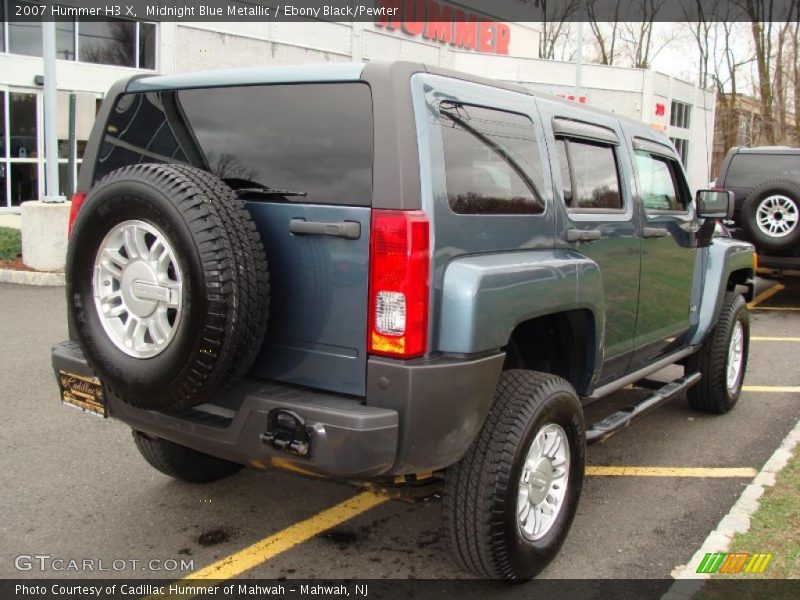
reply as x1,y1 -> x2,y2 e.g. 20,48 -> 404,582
740,179 -> 800,252
67,163 -> 269,412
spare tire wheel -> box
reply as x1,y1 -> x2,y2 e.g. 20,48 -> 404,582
740,179 -> 800,252
67,163 -> 269,412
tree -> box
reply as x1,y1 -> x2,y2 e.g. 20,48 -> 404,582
793,18 -> 800,143
711,21 -> 753,172
618,0 -> 671,69
680,0 -> 723,88
735,0 -> 794,145
536,0 -> 579,60
587,0 -> 622,65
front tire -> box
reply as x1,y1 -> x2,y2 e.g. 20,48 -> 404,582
442,371 -> 585,580
686,292 -> 749,414
133,431 -> 242,483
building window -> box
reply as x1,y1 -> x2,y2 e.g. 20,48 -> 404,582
2,4 -> 156,69
670,100 -> 691,129
79,19 -> 136,66
439,102 -> 545,215
670,137 -> 689,167
1,89 -> 102,208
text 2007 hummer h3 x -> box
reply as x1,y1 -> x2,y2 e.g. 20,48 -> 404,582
52,61 -> 755,580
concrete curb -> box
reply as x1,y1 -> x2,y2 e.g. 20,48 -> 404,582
0,268 -> 65,286
663,417 -> 800,599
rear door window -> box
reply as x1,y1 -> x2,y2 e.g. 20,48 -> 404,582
558,138 -> 622,211
439,102 -> 545,215
96,83 -> 373,205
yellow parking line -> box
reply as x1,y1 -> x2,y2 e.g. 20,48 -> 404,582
749,306 -> 800,311
742,385 -> 800,393
148,491 -> 387,600
748,283 -> 785,308
751,336 -> 800,342
586,466 -> 757,478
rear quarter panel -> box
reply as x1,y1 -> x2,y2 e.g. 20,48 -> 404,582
410,73 -> 562,352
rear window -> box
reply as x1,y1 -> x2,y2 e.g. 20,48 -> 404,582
96,83 -> 373,205
726,153 -> 799,188
439,102 -> 545,215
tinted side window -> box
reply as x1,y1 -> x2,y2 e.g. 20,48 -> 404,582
439,102 -> 545,215
727,154 -> 799,188
96,84 -> 373,206
635,151 -> 689,212
559,138 -> 622,210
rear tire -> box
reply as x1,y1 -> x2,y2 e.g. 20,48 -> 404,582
442,370 -> 585,580
685,292 -> 749,414
132,431 -> 242,484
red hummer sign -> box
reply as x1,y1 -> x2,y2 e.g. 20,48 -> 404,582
375,0 -> 511,56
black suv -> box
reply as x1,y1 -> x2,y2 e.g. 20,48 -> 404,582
716,146 -> 800,267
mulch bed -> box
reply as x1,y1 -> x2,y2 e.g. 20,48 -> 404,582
0,256 -> 34,272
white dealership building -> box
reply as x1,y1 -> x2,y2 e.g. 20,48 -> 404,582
0,12 -> 715,213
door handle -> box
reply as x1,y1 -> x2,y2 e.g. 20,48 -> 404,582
566,229 -> 602,243
289,219 -> 361,240
642,227 -> 669,239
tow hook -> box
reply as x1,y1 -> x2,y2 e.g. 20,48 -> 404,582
260,409 -> 311,457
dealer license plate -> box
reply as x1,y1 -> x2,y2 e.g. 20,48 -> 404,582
58,370 -> 107,417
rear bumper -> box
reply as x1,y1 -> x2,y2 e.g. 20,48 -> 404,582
51,341 -> 504,479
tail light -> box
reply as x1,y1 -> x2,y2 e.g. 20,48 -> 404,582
68,192 -> 87,238
368,210 -> 430,358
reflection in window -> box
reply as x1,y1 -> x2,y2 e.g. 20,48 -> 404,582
57,91 -> 99,159
79,20 -> 136,66
10,163 -> 38,206
139,23 -> 157,69
560,139 -> 622,210
10,93 -> 38,159
7,13 -> 74,59
0,163 -> 6,207
96,85 -> 374,207
555,138 -> 572,204
635,151 -> 687,212
439,103 -> 544,215
6,14 -> 155,69
0,93 -> 5,158
8,20 -> 42,57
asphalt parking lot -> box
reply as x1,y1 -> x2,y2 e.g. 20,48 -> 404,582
1,276 -> 799,584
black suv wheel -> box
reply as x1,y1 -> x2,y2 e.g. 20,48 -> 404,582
133,431 -> 242,483
686,292 -> 749,414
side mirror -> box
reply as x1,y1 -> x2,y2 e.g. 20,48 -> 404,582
696,189 -> 733,220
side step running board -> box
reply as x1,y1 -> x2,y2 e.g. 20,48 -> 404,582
586,372 -> 702,445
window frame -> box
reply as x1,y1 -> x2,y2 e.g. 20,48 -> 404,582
438,100 -> 547,217
669,136 -> 689,168
670,100 -> 692,129
1,2 -> 157,71
556,135 -> 626,215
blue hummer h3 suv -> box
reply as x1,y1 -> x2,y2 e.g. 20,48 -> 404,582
52,61 -> 755,579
